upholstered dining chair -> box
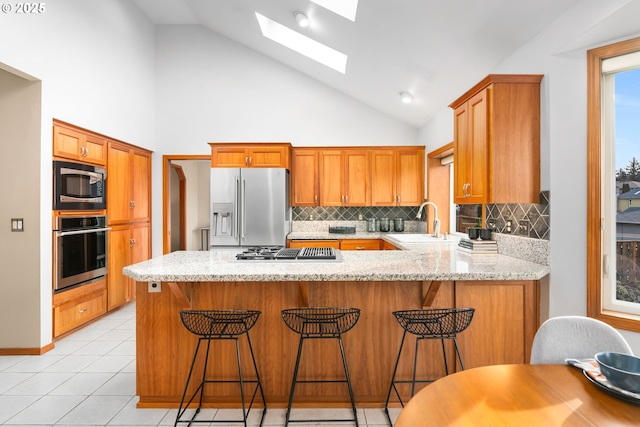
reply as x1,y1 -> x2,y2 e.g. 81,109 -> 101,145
530,315 -> 633,364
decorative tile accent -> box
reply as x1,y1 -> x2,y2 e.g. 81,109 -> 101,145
293,206 -> 420,222
484,191 -> 550,240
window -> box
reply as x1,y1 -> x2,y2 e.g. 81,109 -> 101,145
588,37 -> 640,331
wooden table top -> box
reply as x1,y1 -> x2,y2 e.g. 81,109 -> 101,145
394,364 -> 640,427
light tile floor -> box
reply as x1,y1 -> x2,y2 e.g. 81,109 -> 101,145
0,303 -> 400,426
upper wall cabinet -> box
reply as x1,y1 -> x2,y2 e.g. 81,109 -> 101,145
450,74 -> 542,204
209,143 -> 292,169
370,147 -> 424,206
53,122 -> 107,166
291,148 -> 319,206
319,149 -> 370,206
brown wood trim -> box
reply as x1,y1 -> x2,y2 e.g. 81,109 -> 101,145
166,282 -> 191,309
449,74 -> 543,109
587,37 -> 640,332
0,342 -> 55,355
170,164 -> 187,251
422,280 -> 442,307
427,142 -> 453,159
162,155 -> 210,254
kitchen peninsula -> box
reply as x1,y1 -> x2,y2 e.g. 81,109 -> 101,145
124,239 -> 548,408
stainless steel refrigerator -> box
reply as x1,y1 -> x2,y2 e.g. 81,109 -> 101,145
210,168 -> 290,247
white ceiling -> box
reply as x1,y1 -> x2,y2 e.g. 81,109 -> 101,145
132,0 -> 580,127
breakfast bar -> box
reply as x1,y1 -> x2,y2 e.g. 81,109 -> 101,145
124,241 -> 549,408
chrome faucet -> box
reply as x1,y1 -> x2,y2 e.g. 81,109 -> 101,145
416,201 -> 441,238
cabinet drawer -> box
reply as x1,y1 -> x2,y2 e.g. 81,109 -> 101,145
340,239 -> 381,250
53,286 -> 107,337
288,240 -> 340,249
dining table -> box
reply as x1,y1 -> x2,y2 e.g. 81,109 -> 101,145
394,363 -> 640,426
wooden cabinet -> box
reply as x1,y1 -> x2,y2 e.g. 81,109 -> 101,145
288,239 -> 340,249
454,280 -> 539,369
108,222 -> 149,310
53,278 -> 107,337
370,147 -> 424,206
209,143 -> 292,169
319,149 -> 370,206
291,149 -> 319,206
53,122 -> 107,165
450,74 -> 542,204
107,141 -> 151,225
107,141 -> 151,311
339,239 -> 381,250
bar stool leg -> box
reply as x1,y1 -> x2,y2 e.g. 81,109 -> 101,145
384,330 -> 407,426
337,333 -> 359,427
233,337 -> 248,427
440,337 -> 449,375
285,334 -> 306,427
453,337 -> 465,370
175,338 -> 211,426
245,333 -> 267,426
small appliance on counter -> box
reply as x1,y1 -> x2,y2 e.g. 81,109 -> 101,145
329,226 -> 356,234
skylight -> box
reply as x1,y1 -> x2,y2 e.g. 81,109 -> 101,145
310,0 -> 359,21
256,12 -> 348,74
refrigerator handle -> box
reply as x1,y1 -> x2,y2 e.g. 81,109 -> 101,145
241,178 -> 247,240
235,176 -> 240,239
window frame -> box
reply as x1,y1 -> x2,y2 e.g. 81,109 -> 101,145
587,36 -> 640,331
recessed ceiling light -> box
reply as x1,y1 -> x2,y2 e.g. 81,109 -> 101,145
400,91 -> 414,104
310,0 -> 358,21
256,12 -> 348,74
294,12 -> 310,28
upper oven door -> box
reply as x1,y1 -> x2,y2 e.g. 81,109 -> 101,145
53,160 -> 106,210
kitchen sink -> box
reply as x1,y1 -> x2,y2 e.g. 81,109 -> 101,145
386,233 -> 452,243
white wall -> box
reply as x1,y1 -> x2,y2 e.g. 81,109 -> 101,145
152,25 -> 420,255
419,0 -> 640,352
0,0 -> 156,348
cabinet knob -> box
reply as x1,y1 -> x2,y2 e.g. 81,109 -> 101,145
345,195 -> 349,204
315,195 -> 318,204
79,308 -> 87,313
249,156 -> 252,166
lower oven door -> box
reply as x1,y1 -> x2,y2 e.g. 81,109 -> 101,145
54,227 -> 109,292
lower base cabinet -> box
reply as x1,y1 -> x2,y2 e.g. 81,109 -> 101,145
53,278 -> 107,337
108,222 -> 149,311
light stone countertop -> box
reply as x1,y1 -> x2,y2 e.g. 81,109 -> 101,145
123,238 -> 549,283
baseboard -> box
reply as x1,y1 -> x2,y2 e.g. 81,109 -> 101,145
0,342 -> 55,355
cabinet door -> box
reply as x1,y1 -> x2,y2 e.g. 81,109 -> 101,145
249,146 -> 289,168
370,150 -> 397,206
211,147 -> 248,167
344,150 -> 370,206
291,150 -> 319,206
454,89 -> 489,204
131,150 -> 151,222
107,225 -> 131,311
454,280 -> 538,369
53,125 -> 84,161
396,149 -> 424,206
319,150 -> 344,206
130,222 -> 150,301
83,134 -> 107,165
107,143 -> 132,225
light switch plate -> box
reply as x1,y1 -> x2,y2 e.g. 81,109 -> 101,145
11,218 -> 24,232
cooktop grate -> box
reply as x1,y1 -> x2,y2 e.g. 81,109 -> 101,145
297,247 -> 336,259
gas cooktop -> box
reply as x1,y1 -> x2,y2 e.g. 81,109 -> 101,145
235,246 -> 340,262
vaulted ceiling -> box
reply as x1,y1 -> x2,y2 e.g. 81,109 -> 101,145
133,0 -> 581,127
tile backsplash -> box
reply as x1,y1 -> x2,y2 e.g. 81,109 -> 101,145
292,206 -> 420,222
292,191 -> 550,240
486,191 -> 550,240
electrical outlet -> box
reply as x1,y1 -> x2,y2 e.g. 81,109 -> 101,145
487,220 -> 496,230
148,282 -> 161,293
518,220 -> 531,237
506,219 -> 513,233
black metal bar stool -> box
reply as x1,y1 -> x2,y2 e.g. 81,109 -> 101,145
175,309 -> 266,427
281,307 -> 361,427
384,307 -> 475,425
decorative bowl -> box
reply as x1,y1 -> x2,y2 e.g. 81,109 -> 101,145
595,352 -> 640,393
